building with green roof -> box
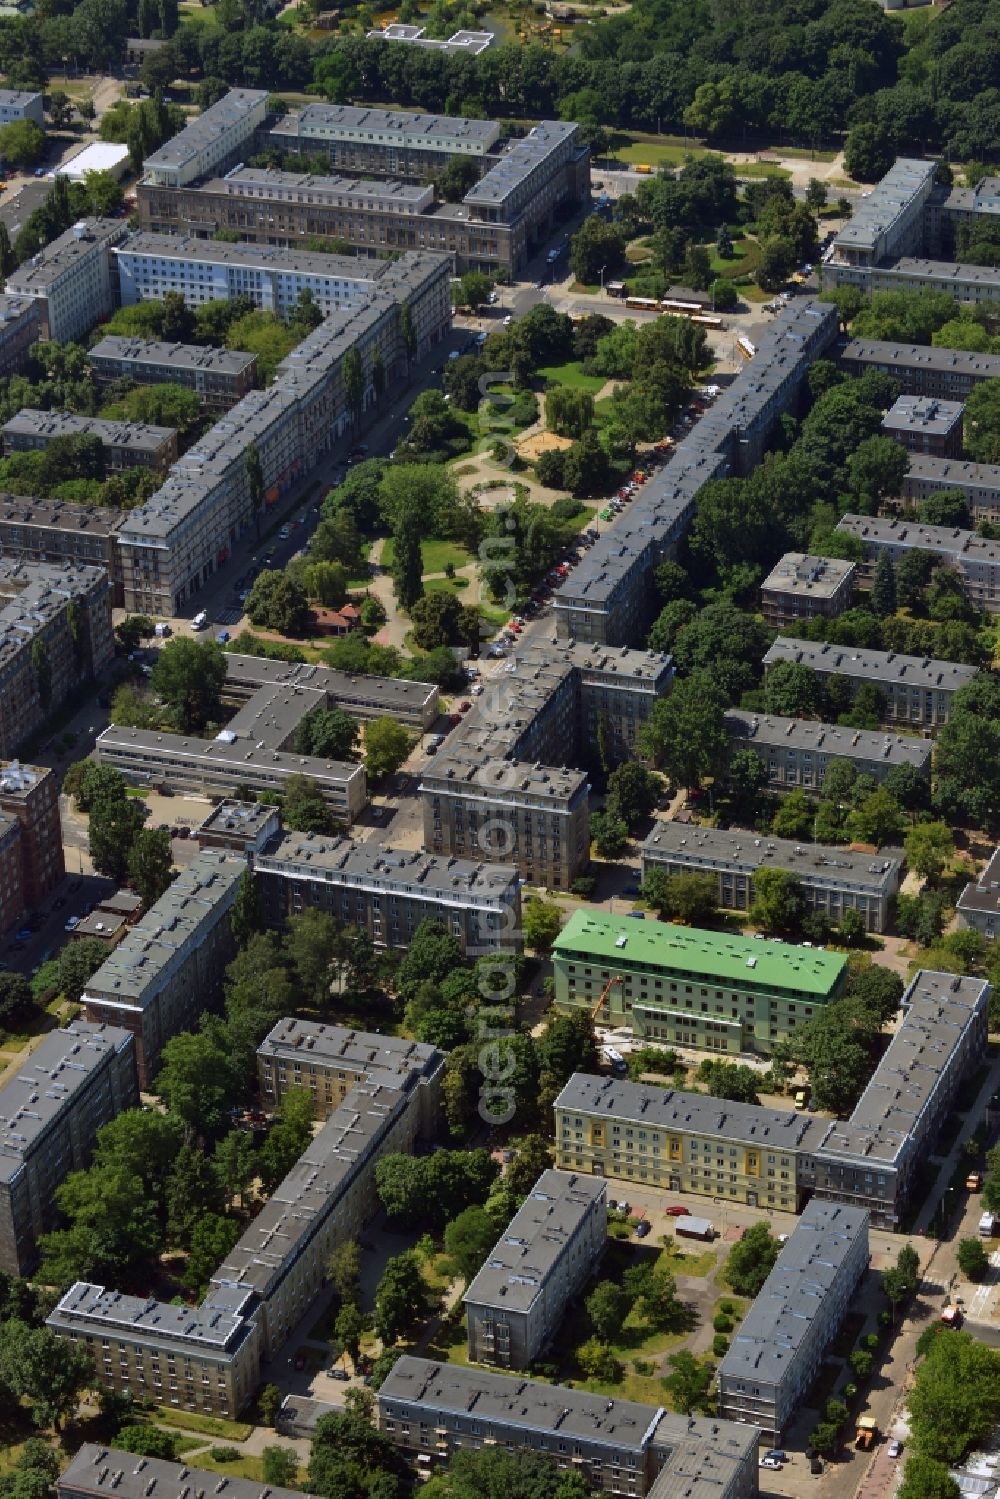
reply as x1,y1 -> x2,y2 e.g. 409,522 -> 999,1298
553,910 -> 847,1056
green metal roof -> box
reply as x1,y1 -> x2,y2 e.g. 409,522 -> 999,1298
553,910 -> 846,997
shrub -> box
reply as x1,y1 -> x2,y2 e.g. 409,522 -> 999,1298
719,1300 -> 736,1315
209,1449 -> 240,1463
712,1334 -> 730,1357
712,1314 -> 733,1333
633,1358 -> 653,1376
864,1332 -> 880,1351
570,875 -> 597,897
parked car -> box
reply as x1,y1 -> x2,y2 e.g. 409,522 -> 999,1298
635,1220 -> 651,1238
64,916 -> 80,932
764,1452 -> 787,1464
967,1171 -> 984,1190
759,1458 -> 782,1471
665,1206 -> 690,1217
331,1368 -> 349,1382
216,630 -> 231,644
888,1441 -> 902,1459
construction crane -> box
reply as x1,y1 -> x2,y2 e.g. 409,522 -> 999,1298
592,974 -> 624,1022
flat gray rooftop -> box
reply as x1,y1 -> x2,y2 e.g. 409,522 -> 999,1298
117,233 -> 388,283
0,559 -> 107,677
725,709 -> 931,770
0,493 -> 125,537
887,257 -> 1000,288
555,1073 -> 830,1153
844,339 -> 1000,380
82,850 -> 245,1008
832,159 -> 935,251
958,846 -> 1000,918
195,798 -> 279,841
837,513 -> 1000,565
59,1445 -> 310,1499
223,652 -> 437,714
763,637 -> 978,692
257,830 -> 518,904
882,394 -> 964,437
642,822 -> 902,892
272,103 -> 499,149
2,409 -> 175,454
96,723 -> 365,793
463,1169 -> 605,1315
0,1023 -> 132,1183
142,88 -> 268,175
761,552 -> 855,599
904,454 -> 1000,492
464,121 -> 578,208
48,1282 -> 255,1358
258,1017 -> 442,1095
5,218 -> 124,294
816,969 -> 988,1169
89,336 -> 257,378
717,1199 -> 868,1388
215,167 -> 432,209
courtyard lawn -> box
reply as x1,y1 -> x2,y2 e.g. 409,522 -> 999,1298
178,1454 -> 272,1484
612,135 -> 709,170
736,162 -> 793,180
709,237 -> 758,276
537,360 -> 606,393
379,537 -> 473,576
154,1410 -> 253,1442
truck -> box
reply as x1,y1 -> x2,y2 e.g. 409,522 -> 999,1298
676,1216 -> 714,1242
855,1418 -> 878,1451
979,1211 -> 996,1238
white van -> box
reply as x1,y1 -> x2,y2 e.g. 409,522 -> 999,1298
154,622 -> 172,638
191,610 -> 208,631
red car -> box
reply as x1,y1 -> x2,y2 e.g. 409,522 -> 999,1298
665,1206 -> 691,1217
458,700 -> 471,711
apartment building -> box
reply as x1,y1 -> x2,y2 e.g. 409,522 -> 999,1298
0,295 -> 40,377
80,850 -> 245,1087
641,822 -> 903,933
553,909 -> 847,1056
554,1073 -> 830,1213
0,90 -> 43,125
864,257 -> 1000,305
838,512 -> 1000,612
88,338 -> 258,409
882,394 -> 964,458
2,409 -> 178,472
759,553 -> 856,630
0,758 -> 63,907
827,159 -> 937,280
553,301 -> 839,646
48,1283 -> 261,1418
0,812 -> 24,935
842,339 -> 1000,400
115,253 -> 451,616
931,173 -> 1000,253
901,455 -> 1000,520
812,969 -> 989,1227
724,709 -> 932,793
59,1446 -> 311,1499
0,497 -> 126,603
0,559 -> 114,756
464,1170 -> 607,1368
271,104 -> 501,178
258,1018 -> 443,1129
222,651 -> 440,728
378,1357 -> 761,1499
0,1023 -> 136,1274
762,638 -> 977,732
5,219 -> 129,344
421,637 -> 672,886
139,128 -> 588,278
717,1201 -> 869,1439
957,845 -> 1000,938
142,88 -> 269,189
256,830 -> 522,955
210,1059 -> 443,1358
194,799 -> 282,855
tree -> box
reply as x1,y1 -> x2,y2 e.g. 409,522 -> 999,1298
294,705 -> 360,762
376,1148 -> 498,1232
586,1281 -> 630,1343
212,1129 -> 256,1212
308,1388 -> 410,1499
845,123 -> 896,184
0,1320 -> 93,1428
245,443 -> 265,540
230,869 -> 261,950
850,787 -> 904,846
662,1350 -> 713,1414
259,1384 -> 282,1427
725,1222 -> 781,1297
127,826 -> 173,907
329,1239 -> 363,1307
245,571 -> 311,635
365,718 -> 411,781
505,1136 -> 553,1201
89,791 -> 147,885
0,969 -> 31,1023
908,1330 -> 1000,1462
898,1458 -> 961,1499
698,1059 -> 760,1104
749,868 -> 806,935
805,179 -> 828,209
576,1337 -> 623,1382
258,1087 -> 315,1194
958,1237 -> 990,1281
391,509 -> 424,613
605,762 -> 659,829
262,1449 -> 299,1488
870,551 -> 897,617
545,387 -> 594,439
522,900 -> 563,953
165,1142 -> 220,1247
0,121 -> 45,166
563,429 -> 611,498
282,773 -> 334,834
641,1264 -> 684,1330
185,1212 -> 241,1291
150,637 -> 226,731
444,1206 -> 496,1283
374,1250 -> 433,1346
569,217 -> 626,285
638,673 -> 728,789
590,811 -> 629,858
848,965 -> 905,1025
114,1427 -> 180,1461
765,660 -> 825,718
905,822 -> 955,884
155,1030 -> 234,1141
38,1158 -> 161,1288
756,236 -> 794,292
641,869 -> 718,926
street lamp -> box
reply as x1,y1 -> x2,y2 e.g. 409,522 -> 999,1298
599,264 -> 606,292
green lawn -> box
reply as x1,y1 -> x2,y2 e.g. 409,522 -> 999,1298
612,135 -> 709,169
537,360 -> 606,393
767,145 -> 837,162
736,162 -> 792,180
180,1454 -> 273,1483
709,237 -> 758,276
380,537 -> 472,576
154,1409 -> 253,1442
